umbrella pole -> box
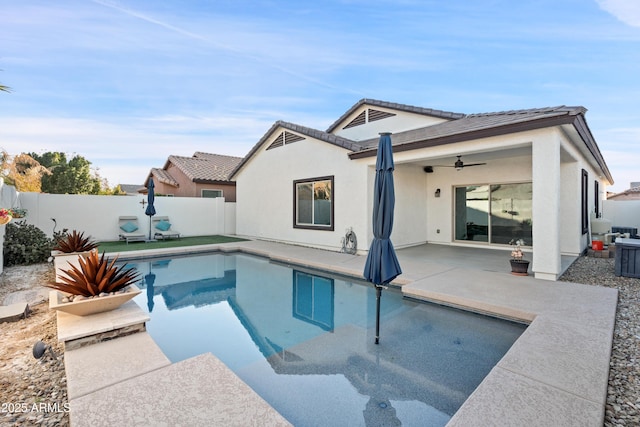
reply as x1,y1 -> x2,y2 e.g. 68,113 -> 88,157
375,285 -> 382,344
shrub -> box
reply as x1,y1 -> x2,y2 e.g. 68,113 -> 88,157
53,230 -> 98,253
3,220 -> 54,266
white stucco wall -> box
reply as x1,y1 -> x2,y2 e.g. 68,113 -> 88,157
235,133 -> 369,252
603,200 -> 640,233
18,193 -> 232,241
236,119 -> 610,281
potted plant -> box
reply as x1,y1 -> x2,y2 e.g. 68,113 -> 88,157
51,230 -> 99,282
0,208 -> 12,225
46,250 -> 141,316
509,238 -> 530,276
9,208 -> 27,219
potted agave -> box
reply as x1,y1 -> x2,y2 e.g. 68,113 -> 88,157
46,250 -> 141,316
51,230 -> 99,283
509,238 -> 530,276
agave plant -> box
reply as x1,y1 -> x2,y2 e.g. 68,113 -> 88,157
46,250 -> 140,297
53,230 -> 98,253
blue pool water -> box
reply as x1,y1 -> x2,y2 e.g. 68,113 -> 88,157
123,252 -> 526,427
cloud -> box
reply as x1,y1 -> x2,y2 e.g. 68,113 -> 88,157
0,114 -> 273,185
596,0 -> 640,27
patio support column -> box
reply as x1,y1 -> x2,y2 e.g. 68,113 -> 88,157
532,135 -> 562,280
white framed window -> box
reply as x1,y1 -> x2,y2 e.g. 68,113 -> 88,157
293,176 -> 334,230
202,189 -> 223,198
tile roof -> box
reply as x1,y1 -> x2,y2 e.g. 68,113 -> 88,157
168,153 -> 243,183
229,100 -> 613,184
151,167 -> 180,187
352,106 -> 586,151
609,186 -> 640,199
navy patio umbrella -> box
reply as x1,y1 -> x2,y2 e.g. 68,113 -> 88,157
363,132 -> 402,345
145,178 -> 156,240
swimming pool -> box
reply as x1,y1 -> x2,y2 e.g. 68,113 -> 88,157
124,252 -> 526,426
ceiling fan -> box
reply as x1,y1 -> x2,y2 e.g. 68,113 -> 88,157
423,155 -> 487,173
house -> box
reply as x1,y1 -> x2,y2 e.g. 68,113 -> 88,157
118,184 -> 145,196
607,184 -> 640,201
230,99 -> 613,281
145,152 -> 242,201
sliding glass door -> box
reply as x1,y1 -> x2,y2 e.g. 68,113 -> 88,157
455,183 -> 532,245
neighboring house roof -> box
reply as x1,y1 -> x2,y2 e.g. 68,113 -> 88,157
229,100 -> 614,184
608,186 -> 640,200
151,167 -> 180,187
146,152 -> 243,188
167,154 -> 243,183
118,184 -> 146,194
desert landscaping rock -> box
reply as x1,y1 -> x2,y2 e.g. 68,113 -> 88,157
0,256 -> 637,426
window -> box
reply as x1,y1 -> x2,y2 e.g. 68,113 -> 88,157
455,182 -> 533,245
202,189 -> 223,198
292,271 -> 334,331
582,169 -> 589,234
594,180 -> 600,218
293,176 -> 334,230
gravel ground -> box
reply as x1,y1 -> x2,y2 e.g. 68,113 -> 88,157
0,256 -> 637,426
0,263 -> 68,427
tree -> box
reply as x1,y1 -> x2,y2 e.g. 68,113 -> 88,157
30,152 -> 102,194
0,151 -> 50,192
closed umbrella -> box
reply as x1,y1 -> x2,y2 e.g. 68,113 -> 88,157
145,178 -> 156,240
363,132 -> 402,344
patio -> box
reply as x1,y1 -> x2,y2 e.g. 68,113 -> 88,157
54,239 -> 615,426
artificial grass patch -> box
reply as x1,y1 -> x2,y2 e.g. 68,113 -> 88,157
97,235 -> 247,253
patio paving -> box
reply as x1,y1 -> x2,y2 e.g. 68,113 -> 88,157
60,240 -> 616,426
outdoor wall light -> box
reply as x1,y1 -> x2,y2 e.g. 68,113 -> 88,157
32,341 -> 58,361
435,189 -> 441,198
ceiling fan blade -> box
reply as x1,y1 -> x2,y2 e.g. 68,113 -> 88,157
463,162 -> 487,167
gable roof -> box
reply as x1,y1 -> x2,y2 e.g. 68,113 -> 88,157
351,106 -> 584,152
228,120 -> 363,179
347,105 -> 613,183
230,100 -> 613,184
326,98 -> 465,133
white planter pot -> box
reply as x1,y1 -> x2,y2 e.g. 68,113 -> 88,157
49,284 -> 141,316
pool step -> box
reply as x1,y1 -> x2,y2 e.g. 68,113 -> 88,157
69,352 -> 292,427
65,332 -> 171,400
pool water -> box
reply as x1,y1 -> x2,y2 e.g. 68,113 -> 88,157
124,252 -> 526,427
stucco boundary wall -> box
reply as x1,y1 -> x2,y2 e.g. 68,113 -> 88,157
603,200 -> 640,233
17,192 -> 235,241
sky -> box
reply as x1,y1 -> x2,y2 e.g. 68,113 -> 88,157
1,0 -> 639,192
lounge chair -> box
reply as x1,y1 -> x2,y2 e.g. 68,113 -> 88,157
118,216 -> 146,243
153,216 -> 180,240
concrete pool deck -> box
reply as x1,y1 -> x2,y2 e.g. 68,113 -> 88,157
60,240 -> 617,426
